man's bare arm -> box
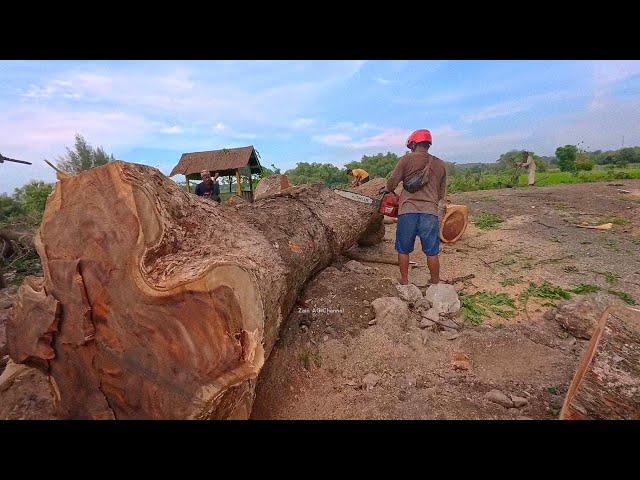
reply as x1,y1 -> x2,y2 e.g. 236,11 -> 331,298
437,170 -> 448,218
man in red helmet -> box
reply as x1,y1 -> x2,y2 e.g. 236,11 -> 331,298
386,129 -> 447,285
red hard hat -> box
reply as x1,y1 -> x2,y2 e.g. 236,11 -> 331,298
406,129 -> 432,149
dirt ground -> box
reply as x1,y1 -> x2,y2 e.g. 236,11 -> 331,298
1,180 -> 639,419
251,179 -> 640,419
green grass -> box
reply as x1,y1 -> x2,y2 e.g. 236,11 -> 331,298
571,284 -> 600,294
500,278 -> 522,287
459,291 -> 517,325
447,165 -> 640,194
604,217 -> 630,226
474,212 -> 504,230
591,271 -> 619,284
300,350 -> 323,370
547,386 -> 558,395
608,290 -> 636,305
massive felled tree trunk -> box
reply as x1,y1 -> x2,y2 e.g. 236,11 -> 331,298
8,161 -> 381,419
560,305 -> 640,420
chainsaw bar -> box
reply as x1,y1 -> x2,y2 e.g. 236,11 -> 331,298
333,189 -> 375,205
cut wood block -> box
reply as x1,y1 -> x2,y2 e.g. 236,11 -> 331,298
560,305 -> 640,420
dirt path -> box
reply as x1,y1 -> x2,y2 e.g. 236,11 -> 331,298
251,180 -> 640,419
2,180 -> 639,419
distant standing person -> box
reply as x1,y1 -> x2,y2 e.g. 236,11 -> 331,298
195,170 -> 221,202
346,168 -> 370,187
520,151 -> 536,186
386,129 -> 447,286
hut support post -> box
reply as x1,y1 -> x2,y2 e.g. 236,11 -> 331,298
236,169 -> 242,197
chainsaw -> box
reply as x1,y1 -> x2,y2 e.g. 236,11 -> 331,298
334,188 -> 400,218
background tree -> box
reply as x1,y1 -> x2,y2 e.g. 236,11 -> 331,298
495,150 -> 527,186
284,162 -> 348,187
555,145 -> 578,172
346,152 -> 399,179
259,163 -> 282,178
2,181 -> 54,228
575,152 -> 595,171
615,147 -> 638,168
53,133 -> 115,174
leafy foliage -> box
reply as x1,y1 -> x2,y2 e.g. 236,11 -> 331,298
608,290 -> 636,305
285,162 -> 349,187
575,153 -> 594,171
1,181 -> 54,228
459,291 -> 517,325
260,163 -> 282,178
53,133 -> 115,174
571,284 -> 600,294
346,152 -> 399,179
521,281 -> 572,301
555,145 -> 578,172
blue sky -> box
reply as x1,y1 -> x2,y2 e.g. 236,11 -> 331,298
2,60 -> 640,193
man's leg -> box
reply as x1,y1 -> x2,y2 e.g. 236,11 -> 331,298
398,253 -> 410,285
419,214 -> 442,284
395,214 -> 417,285
426,255 -> 440,284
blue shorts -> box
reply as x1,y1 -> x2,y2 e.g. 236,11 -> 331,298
395,213 -> 440,256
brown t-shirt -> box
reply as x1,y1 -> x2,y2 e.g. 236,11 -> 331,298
386,151 -> 447,216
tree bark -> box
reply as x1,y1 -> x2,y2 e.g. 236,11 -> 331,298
7,161 -> 381,419
560,305 -> 640,420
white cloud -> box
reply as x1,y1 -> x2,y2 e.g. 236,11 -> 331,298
330,122 -> 376,133
592,60 -> 640,87
462,90 -> 580,123
375,77 -> 392,85
14,61 -> 366,133
291,118 -> 315,129
536,94 -> 640,152
349,128 -> 409,149
160,125 -> 184,134
312,134 -> 352,145
214,122 -> 226,131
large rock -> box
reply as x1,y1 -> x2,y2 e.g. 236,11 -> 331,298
371,297 -> 410,333
362,373 -> 380,390
422,307 -> 440,322
425,283 -> 461,314
546,293 -> 611,339
484,389 -> 514,408
0,358 -> 30,393
344,260 -> 372,274
396,283 -> 423,304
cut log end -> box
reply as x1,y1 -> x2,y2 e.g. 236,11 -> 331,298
440,204 -> 469,244
8,161 -> 380,419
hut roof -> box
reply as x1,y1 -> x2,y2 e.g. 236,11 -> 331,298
170,146 -> 261,179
